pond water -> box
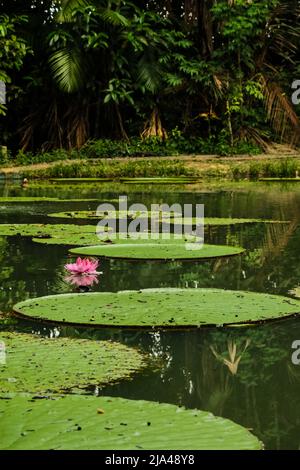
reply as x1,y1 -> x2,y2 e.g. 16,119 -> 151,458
1,180 -> 300,450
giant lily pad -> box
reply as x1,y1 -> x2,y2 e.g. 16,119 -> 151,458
50,178 -> 114,183
32,232 -> 198,247
69,243 -> 244,260
32,233 -> 106,246
259,178 -> 300,182
13,288 -> 300,328
0,332 -> 145,393
47,212 -> 288,226
0,395 -> 262,450
119,177 -> 200,184
170,217 -> 288,226
0,223 -> 108,238
0,197 -> 98,203
47,209 -> 180,220
49,177 -> 200,184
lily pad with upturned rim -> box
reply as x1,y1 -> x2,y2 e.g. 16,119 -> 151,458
49,178 -> 114,183
259,178 -> 300,182
0,332 -> 146,394
32,233 -> 200,247
13,288 -> 300,329
170,217 -> 289,226
0,395 -> 262,450
47,210 -> 181,220
69,243 -> 244,260
0,223 -> 109,238
46,211 -> 288,226
119,177 -> 200,184
0,197 -> 99,203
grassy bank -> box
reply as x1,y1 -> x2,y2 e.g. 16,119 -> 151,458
22,159 -> 194,179
231,158 -> 300,180
3,154 -> 300,181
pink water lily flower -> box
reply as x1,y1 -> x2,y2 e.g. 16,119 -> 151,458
64,257 -> 100,275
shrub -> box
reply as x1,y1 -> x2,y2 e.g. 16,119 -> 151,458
2,133 -> 262,167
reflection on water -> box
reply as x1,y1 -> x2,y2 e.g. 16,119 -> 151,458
1,180 -> 300,449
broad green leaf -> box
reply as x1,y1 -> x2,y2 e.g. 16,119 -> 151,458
33,233 -> 199,246
119,177 -> 200,184
13,288 -> 300,328
170,217 -> 288,226
50,178 -> 114,182
0,224 -> 106,238
49,47 -> 84,93
0,197 -> 98,203
0,332 -> 146,394
47,210 -> 182,220
0,395 -> 262,450
46,211 -> 287,226
69,243 -> 244,260
48,177 -> 200,184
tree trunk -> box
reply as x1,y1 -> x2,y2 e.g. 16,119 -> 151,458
115,103 -> 129,141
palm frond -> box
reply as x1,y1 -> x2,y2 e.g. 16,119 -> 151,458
137,54 -> 162,93
49,47 -> 84,93
101,9 -> 129,27
267,2 -> 300,61
56,0 -> 89,23
236,126 -> 271,153
260,75 -> 300,146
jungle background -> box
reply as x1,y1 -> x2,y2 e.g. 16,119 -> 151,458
1,0 -> 300,158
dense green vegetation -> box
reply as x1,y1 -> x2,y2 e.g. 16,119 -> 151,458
1,0 -> 300,159
0,134 -> 261,165
232,158 -> 300,179
22,158 -> 193,178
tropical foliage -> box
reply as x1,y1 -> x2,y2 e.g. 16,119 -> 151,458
0,0 -> 300,154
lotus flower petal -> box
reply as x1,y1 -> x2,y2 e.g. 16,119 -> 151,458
65,257 -> 100,275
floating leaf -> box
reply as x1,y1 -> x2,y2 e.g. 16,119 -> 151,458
13,288 -> 300,328
0,332 -> 145,393
170,217 -> 288,226
0,197 -> 98,203
49,177 -> 199,184
119,177 -> 200,184
0,395 -> 262,450
0,224 -> 108,238
69,243 -> 244,260
47,210 -> 180,220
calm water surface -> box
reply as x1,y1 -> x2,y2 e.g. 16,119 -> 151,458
1,180 -> 300,450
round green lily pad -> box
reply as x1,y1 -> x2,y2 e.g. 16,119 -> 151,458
47,210 -> 180,220
0,332 -> 145,394
50,178 -> 114,183
259,178 -> 300,182
170,217 -> 288,226
13,288 -> 300,328
33,233 -> 200,247
0,197 -> 98,203
32,233 -> 105,246
69,243 -> 244,260
0,223 -> 108,238
0,395 -> 262,450
46,212 -> 288,226
119,177 -> 200,184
